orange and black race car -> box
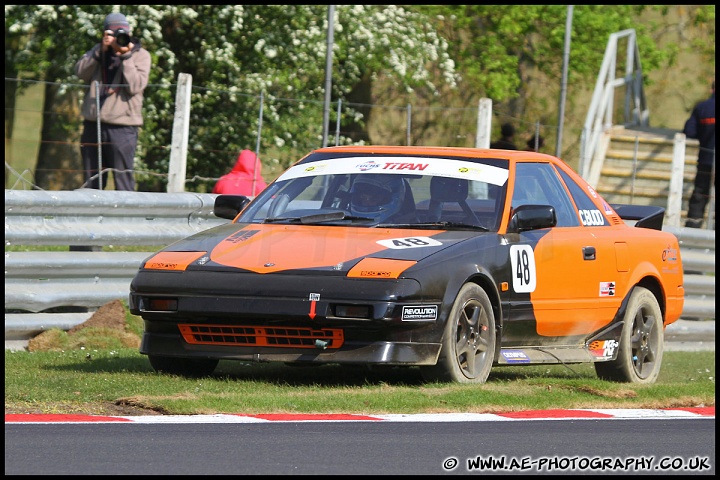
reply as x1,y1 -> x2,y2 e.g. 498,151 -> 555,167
129,146 -> 684,384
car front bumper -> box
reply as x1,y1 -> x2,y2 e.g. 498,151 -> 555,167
139,323 -> 442,366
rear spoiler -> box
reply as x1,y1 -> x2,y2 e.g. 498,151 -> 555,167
610,204 -> 664,230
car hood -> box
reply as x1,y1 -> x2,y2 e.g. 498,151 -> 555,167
150,223 -> 483,276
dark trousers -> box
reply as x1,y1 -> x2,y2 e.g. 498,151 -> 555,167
687,162 -> 715,220
80,120 -> 138,191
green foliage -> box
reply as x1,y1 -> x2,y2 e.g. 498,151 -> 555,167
5,5 -> 460,191
5,6 -> 716,190
412,5 -> 682,102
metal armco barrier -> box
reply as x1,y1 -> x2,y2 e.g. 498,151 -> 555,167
5,189 -> 228,341
5,189 -> 716,343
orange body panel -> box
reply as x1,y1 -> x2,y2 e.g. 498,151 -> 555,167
208,224 -> 434,274
144,251 -> 207,271
347,258 -> 418,279
531,221 -> 684,336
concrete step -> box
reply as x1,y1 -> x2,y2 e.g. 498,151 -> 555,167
607,154 -> 699,167
600,166 -> 695,182
595,129 -> 701,220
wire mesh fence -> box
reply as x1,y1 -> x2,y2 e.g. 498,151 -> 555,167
5,76 -> 559,193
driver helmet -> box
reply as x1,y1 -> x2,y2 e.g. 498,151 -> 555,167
349,174 -> 406,222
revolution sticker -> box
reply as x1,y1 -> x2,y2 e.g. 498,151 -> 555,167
401,305 -> 438,321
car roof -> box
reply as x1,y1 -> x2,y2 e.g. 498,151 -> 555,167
311,145 -> 559,163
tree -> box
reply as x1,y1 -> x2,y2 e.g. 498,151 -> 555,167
404,5 -> 705,157
5,5 -> 458,191
5,6 -> 715,190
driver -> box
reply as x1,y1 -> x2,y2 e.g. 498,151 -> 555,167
349,174 -> 407,223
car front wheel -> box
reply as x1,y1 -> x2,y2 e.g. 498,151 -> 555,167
148,355 -> 219,377
594,286 -> 664,384
422,283 -> 496,384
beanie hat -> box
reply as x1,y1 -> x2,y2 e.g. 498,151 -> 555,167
104,13 -> 130,32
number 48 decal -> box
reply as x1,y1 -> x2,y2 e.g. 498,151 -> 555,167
377,236 -> 442,249
510,245 -> 536,293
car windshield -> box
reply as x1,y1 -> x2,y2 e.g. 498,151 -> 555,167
237,154 -> 510,231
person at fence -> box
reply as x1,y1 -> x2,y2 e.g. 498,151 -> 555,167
683,80 -> 715,229
490,122 -> 518,150
525,134 -> 545,152
75,12 -> 151,191
212,149 -> 268,196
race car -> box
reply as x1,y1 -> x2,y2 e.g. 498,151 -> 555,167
129,145 -> 685,384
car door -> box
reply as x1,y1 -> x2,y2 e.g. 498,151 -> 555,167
503,161 -> 615,346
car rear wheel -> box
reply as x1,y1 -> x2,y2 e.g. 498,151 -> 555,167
421,283 -> 496,384
148,355 -> 219,377
594,286 -> 664,384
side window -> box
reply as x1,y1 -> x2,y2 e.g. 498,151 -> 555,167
556,168 -> 609,227
512,163 -> 579,227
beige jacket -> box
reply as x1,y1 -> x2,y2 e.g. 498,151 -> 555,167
75,41 -> 151,126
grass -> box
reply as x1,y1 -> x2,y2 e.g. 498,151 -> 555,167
4,304 -> 715,416
5,83 -> 43,190
5,349 -> 714,416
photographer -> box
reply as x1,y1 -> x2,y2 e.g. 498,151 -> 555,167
75,12 -> 151,191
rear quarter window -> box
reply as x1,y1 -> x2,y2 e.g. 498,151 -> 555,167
555,168 -> 609,227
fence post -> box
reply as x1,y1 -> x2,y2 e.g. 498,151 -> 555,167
475,98 -> 492,148
666,132 -> 686,228
255,90 -> 264,155
93,80 -> 103,189
335,99 -> 342,146
406,104 -> 412,146
167,73 -> 192,193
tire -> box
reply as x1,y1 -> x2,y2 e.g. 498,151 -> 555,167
148,355 -> 219,377
594,286 -> 664,384
421,283 -> 496,384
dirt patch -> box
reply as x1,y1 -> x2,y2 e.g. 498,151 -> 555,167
66,299 -> 128,334
27,299 -> 140,352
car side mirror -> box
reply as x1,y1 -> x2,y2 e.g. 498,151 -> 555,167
509,204 -> 557,232
214,195 -> 251,220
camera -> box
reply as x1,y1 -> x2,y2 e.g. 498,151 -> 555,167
111,28 -> 131,47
